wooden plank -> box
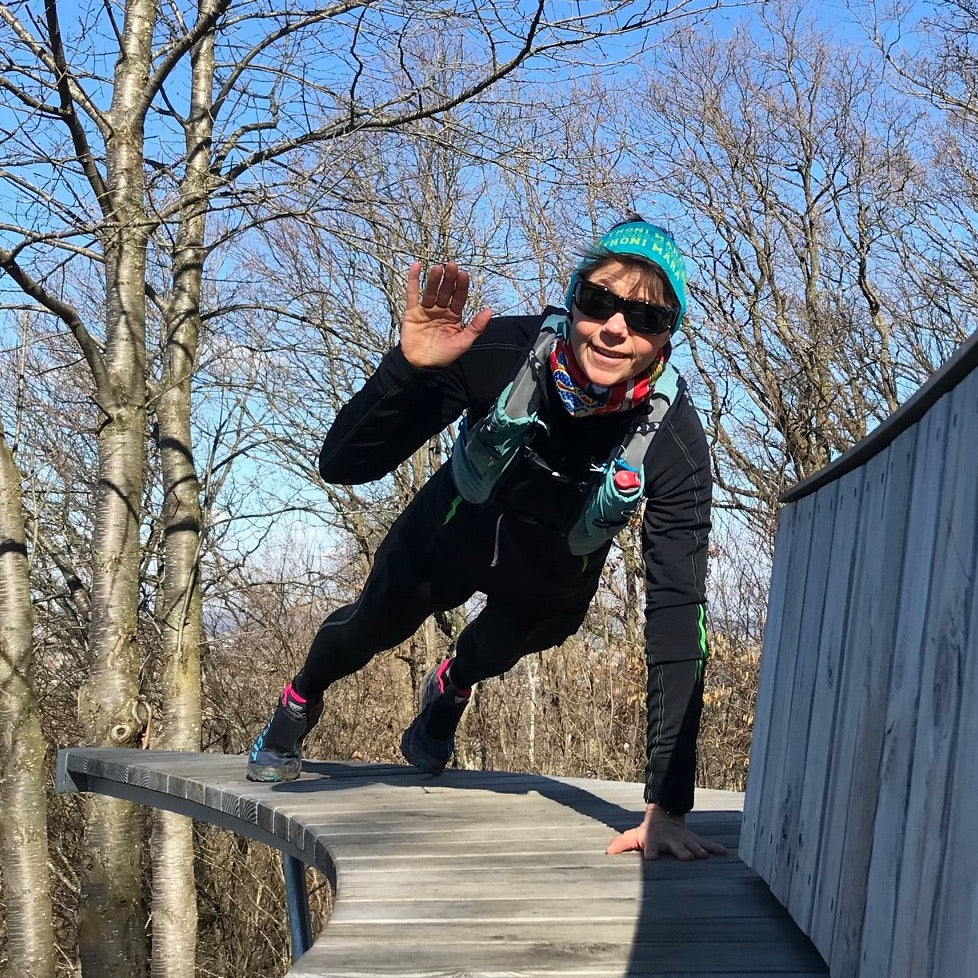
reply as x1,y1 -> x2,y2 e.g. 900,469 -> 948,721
287,956 -> 827,978
786,470 -> 864,938
331,836 -> 740,859
336,871 -> 778,902
811,445 -> 912,974
300,814 -> 741,848
828,431 -> 915,978
327,894 -> 794,925
335,855 -> 755,879
855,396 -> 949,977
930,475 -> 978,978
742,496 -> 818,886
929,540 -> 978,977
294,936 -> 825,976
809,443 -> 913,967
63,748 -> 744,821
740,503 -> 804,863
900,372 -> 978,978
301,826 -> 615,852
325,835 -> 748,862
765,483 -> 840,908
805,448 -> 891,962
322,918 -> 807,943
884,381 -> 973,978
324,933 -> 824,958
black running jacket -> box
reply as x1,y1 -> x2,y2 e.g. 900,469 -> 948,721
318,310 -> 712,815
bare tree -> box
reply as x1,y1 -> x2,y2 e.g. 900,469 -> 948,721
0,1 -> 720,972
623,2 -> 955,543
866,0 -> 978,347
0,415 -> 55,978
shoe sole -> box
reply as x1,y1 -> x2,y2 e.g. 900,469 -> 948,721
246,760 -> 301,783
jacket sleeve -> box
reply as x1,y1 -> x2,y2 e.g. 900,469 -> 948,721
640,386 -> 712,814
318,343 -> 470,485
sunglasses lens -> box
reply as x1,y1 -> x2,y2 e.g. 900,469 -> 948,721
629,306 -> 669,335
575,278 -> 675,334
575,280 -> 614,319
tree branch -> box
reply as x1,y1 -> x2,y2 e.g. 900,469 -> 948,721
44,0 -> 111,212
28,519 -> 92,620
209,1 -> 371,123
141,0 -> 232,119
0,3 -> 109,133
0,247 -> 110,399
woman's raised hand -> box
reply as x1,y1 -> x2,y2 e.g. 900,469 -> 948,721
400,261 -> 492,368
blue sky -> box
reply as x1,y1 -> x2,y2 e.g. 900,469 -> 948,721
0,0 -> 956,574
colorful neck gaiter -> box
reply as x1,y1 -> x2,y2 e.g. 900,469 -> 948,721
549,331 -> 670,417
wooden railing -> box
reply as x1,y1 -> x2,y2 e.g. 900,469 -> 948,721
739,330 -> 978,978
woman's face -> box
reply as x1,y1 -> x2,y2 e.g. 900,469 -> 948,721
569,259 -> 672,387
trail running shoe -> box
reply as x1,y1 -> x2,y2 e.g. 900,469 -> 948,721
400,658 -> 471,774
246,682 -> 323,783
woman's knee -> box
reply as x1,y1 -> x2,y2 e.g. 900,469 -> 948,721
453,605 -> 588,682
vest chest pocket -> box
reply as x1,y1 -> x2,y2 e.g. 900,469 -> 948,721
492,443 -> 591,531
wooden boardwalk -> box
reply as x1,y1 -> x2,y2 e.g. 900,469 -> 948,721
57,749 -> 827,977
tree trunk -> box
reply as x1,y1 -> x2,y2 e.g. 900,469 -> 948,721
527,655 -> 539,768
75,2 -> 157,974
0,421 -> 55,978
148,5 -> 222,974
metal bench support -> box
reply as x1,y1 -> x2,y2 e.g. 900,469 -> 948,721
283,853 -> 312,961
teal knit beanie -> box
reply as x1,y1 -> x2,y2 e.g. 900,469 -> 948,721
565,221 -> 687,334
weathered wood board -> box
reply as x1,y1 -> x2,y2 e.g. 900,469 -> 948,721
58,748 -> 827,976
741,333 -> 978,978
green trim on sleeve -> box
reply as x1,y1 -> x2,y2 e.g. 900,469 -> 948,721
443,494 -> 463,525
696,603 -> 709,680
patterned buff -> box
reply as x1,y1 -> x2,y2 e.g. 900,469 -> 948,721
549,330 -> 669,417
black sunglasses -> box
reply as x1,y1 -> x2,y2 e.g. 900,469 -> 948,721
573,277 -> 678,335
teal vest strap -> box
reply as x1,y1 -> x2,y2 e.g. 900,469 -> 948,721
566,363 -> 678,555
449,316 -> 562,504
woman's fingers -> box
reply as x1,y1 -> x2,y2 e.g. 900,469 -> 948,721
421,263 -> 468,317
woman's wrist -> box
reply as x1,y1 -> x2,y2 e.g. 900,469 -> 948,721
645,802 -> 684,822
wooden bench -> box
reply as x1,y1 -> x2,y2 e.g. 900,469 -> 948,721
57,748 -> 827,977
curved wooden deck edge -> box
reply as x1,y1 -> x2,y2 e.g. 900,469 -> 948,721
56,748 -> 827,978
57,747 -> 341,885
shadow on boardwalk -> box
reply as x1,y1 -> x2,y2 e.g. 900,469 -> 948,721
288,760 -> 828,977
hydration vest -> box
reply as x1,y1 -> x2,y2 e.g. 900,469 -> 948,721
449,314 -> 680,555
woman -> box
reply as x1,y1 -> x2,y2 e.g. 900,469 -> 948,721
248,219 -> 725,861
